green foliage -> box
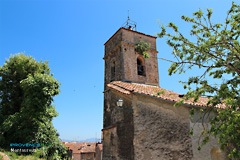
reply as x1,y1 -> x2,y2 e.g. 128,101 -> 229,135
0,53 -> 66,159
4,151 -> 19,160
158,2 -> 240,158
156,89 -> 165,95
189,128 -> 194,136
134,40 -> 151,58
1,149 -> 48,160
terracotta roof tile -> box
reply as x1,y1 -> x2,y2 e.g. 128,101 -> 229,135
107,81 -> 225,109
63,142 -> 96,154
80,143 -> 96,153
63,142 -> 82,154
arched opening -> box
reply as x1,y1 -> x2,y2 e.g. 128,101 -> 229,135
137,57 -> 145,76
111,60 -> 116,81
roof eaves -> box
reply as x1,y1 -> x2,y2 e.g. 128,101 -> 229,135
107,83 -> 133,95
102,125 -> 116,131
81,151 -> 96,153
133,92 -> 204,109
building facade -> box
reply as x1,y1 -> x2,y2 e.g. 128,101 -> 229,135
63,142 -> 98,160
102,27 -> 226,160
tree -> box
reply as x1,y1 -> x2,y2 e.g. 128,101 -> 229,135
0,53 -> 66,159
158,2 -> 240,158
135,40 -> 151,58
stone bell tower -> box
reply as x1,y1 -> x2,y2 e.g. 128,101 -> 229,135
103,27 -> 159,89
102,24 -> 159,160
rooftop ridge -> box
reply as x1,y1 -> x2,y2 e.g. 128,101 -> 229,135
107,81 -> 225,109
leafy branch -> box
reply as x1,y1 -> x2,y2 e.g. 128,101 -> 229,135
158,2 -> 240,158
135,41 -> 151,59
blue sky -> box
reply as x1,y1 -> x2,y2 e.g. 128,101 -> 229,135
0,0 -> 235,141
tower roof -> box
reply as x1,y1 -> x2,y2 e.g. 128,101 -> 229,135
104,27 -> 157,46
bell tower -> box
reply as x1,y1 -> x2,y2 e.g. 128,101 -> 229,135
103,22 -> 159,160
103,27 -> 159,88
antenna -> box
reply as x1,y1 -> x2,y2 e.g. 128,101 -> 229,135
96,132 -> 97,143
122,10 -> 137,31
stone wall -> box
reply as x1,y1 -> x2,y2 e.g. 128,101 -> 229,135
132,93 -> 227,160
132,94 -> 193,160
104,43 -> 124,89
121,29 -> 159,86
105,31 -> 122,56
116,93 -> 134,160
122,43 -> 159,85
103,91 -> 134,160
95,144 -> 102,160
190,110 -> 227,160
121,29 -> 156,51
72,153 -> 80,160
102,127 -> 118,160
81,153 -> 95,160
103,91 -> 127,128
104,28 -> 159,87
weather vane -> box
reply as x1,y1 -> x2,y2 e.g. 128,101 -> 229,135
122,10 -> 137,31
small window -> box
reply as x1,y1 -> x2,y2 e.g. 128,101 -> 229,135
111,61 -> 116,81
137,57 -> 145,76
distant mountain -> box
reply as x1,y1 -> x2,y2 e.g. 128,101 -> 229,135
79,138 -> 101,143
61,138 -> 101,143
61,139 -> 74,142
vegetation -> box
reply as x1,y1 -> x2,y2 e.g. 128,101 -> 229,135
0,54 -> 66,159
158,2 -> 240,158
0,148 -> 72,160
135,40 -> 151,58
0,149 -> 45,160
155,89 -> 165,95
4,151 -> 19,160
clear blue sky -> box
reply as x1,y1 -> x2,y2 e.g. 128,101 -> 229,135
0,0 -> 235,141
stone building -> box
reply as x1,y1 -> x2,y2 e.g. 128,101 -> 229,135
63,142 -> 97,160
95,143 -> 103,160
102,27 -> 226,160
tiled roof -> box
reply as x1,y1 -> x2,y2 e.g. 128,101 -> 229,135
63,142 -> 96,154
107,81 -> 224,108
63,142 -> 82,154
80,143 -> 96,153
